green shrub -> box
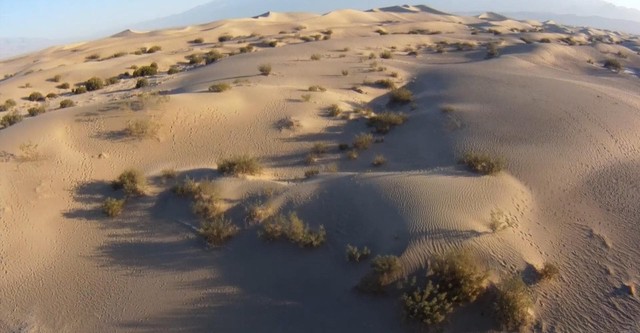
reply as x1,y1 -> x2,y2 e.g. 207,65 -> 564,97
147,45 -> 162,53
218,34 -> 233,42
204,50 -> 223,64
218,155 -> 263,176
380,50 -> 393,59
258,64 -> 272,76
327,104 -> 342,117
200,216 -> 239,246
46,93 -> 58,99
402,281 -> 455,325
125,118 -> 158,138
430,251 -> 487,304
1,111 -> 23,128
461,152 -> 504,175
135,78 -> 149,89
73,86 -> 87,94
208,83 -> 231,92
132,65 -> 158,77
105,76 -> 120,85
84,77 -> 104,91
192,38 -> 204,44
167,66 -> 181,75
604,59 -> 622,72
494,277 -> 533,331
367,112 -> 407,134
57,82 -> 70,89
27,106 -> 46,116
346,244 -> 371,262
308,85 -> 327,92
259,212 -> 326,248
28,91 -> 45,101
357,255 -> 402,293
102,198 -> 125,217
59,99 -> 75,108
390,88 -> 414,104
112,169 -> 146,196
372,154 -> 386,167
353,133 -> 374,150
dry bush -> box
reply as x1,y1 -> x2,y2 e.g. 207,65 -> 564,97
537,263 -> 559,282
160,168 -> 178,180
372,154 -> 387,167
373,79 -> 397,89
277,116 -> 301,131
218,34 -> 233,42
489,209 -> 516,232
168,66 -> 181,75
112,169 -> 146,196
105,77 -> 120,85
402,280 -> 455,325
259,212 -> 326,247
367,112 -> 407,134
135,78 -> 149,89
301,94 -> 312,102
59,99 -> 75,108
173,177 -> 202,198
208,83 -> 231,92
27,106 -> 45,117
494,276 -> 533,331
28,91 -> 45,101
539,38 -> 551,43
604,59 -> 622,72
132,65 -> 158,77
246,203 -> 274,224
305,169 -> 320,178
308,85 -> 327,92
73,86 -> 87,94
50,74 -> 62,82
347,150 -> 359,160
57,82 -> 70,89
218,155 -> 262,176
353,133 -> 374,150
311,142 -> 329,155
390,88 -> 414,104
357,255 -> 402,293
327,104 -> 343,117
125,118 -> 159,139
193,195 -> 223,221
461,152 -> 504,175
84,77 -> 104,91
346,244 -> 371,262
258,64 -> 272,76
204,50 -> 224,64
18,142 -> 41,161
310,54 -> 322,61
1,111 -> 23,128
380,50 -> 393,59
191,37 -> 204,44
430,251 -> 488,305
85,53 -> 100,61
486,43 -> 500,59
102,197 -> 125,217
441,106 -> 455,113
200,216 -> 239,246
342,69 -> 349,76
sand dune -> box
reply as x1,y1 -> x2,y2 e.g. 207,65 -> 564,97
1,4 -> 639,333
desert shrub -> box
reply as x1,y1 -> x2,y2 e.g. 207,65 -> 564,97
27,106 -> 46,116
112,51 -> 127,58
539,38 -> 551,43
402,280 -> 455,325
4,99 -> 16,108
374,79 -> 397,89
604,59 -> 622,72
160,168 -> 178,180
305,169 -> 320,178
135,78 -> 149,89
375,28 -> 388,35
112,169 -> 146,196
301,94 -> 312,102
367,112 -> 407,134
390,88 -> 413,104
258,64 -> 272,76
204,50 -> 223,64
73,86 -> 87,94
277,116 -> 301,131
537,263 -> 559,281
46,93 -> 58,99
192,37 -> 204,44
200,216 -> 239,246
28,91 -> 45,101
218,34 -> 233,42
102,198 -> 125,217
341,69 -> 349,76
494,277 -> 533,331
347,150 -> 359,160
461,152 -> 504,175
268,40 -> 278,47
308,85 -> 327,92
50,74 -> 62,82
125,118 -> 158,138
372,154 -> 386,167
430,251 -> 487,304
132,65 -> 158,77
346,244 -> 371,262
173,177 -> 202,198
311,142 -> 329,155
310,54 -> 322,61
192,195 -> 223,221
353,133 -> 374,150
305,154 -> 318,165
105,76 -> 120,85
357,255 -> 402,293
486,43 -> 500,59
218,155 -> 262,176
85,53 -> 100,61
327,104 -> 342,117
260,212 -> 326,247
208,83 -> 231,92
1,111 -> 23,128
186,53 -> 205,65
167,66 -> 181,75
246,203 -> 273,224
84,77 -> 104,91
57,82 -> 70,89
59,99 -> 75,108
380,50 -> 393,59
239,45 -> 254,53
145,45 -> 161,54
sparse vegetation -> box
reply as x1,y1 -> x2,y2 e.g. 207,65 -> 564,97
403,280 -> 455,325
50,74 -> 62,82
1,111 -> 23,128
59,99 -> 75,108
204,50 -> 224,64
380,50 -> 393,59
389,88 -> 414,104
327,104 -> 343,117
192,37 -> 205,44
310,54 -> 322,61
353,133 -> 374,150
105,77 -> 120,85
85,53 -> 100,61
258,64 -> 272,76
200,216 -> 240,246
537,263 -> 560,282
112,169 -> 146,196
27,91 -> 45,101
604,59 -> 622,72
461,152 -> 504,175
373,79 -> 397,89
132,65 -> 158,77
308,85 -> 327,92
341,69 -> 349,76
135,78 -> 149,89
311,142 -> 329,155
347,150 -> 359,160
539,38 -> 551,43
346,244 -> 371,262
304,169 -> 320,178
259,212 -> 326,248
72,86 -> 87,94
494,276 -> 533,331
27,106 -> 46,116
57,82 -> 70,89
84,77 -> 104,91
102,198 -> 125,217
367,112 -> 407,134
125,118 -> 158,139
486,43 -> 500,59
218,34 -> 233,42
372,154 -> 386,167
208,83 -> 231,92
147,45 -> 162,54
186,53 -> 205,65
357,255 -> 402,293
218,155 -> 263,176
301,94 -> 312,102
0,99 -> 16,111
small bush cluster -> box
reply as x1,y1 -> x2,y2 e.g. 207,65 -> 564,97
112,169 -> 147,196
537,262 -> 559,282
73,86 -> 87,94
132,65 -> 158,77
380,50 -> 393,59
389,88 -> 413,104
204,50 -> 224,64
49,74 -> 62,82
346,244 -> 371,262
372,154 -> 387,167
367,112 -> 407,134
125,118 -> 158,139
0,99 -> 16,111
28,91 -> 45,102
357,255 -> 402,293
494,277 -> 533,331
353,133 -> 374,150
200,216 -> 240,246
208,83 -> 231,92
258,64 -> 272,76
85,53 -> 100,61
310,54 -> 322,61
191,37 -> 204,44
327,104 -> 342,117
57,82 -> 70,89
105,76 -> 120,85
218,34 -> 233,42
373,79 -> 397,89
135,78 -> 149,89
84,77 -> 104,91
461,152 -> 504,175
27,106 -> 46,116
308,85 -> 327,92
102,198 -> 125,217
604,59 -> 622,72
59,99 -> 75,108
147,46 -> 162,53
1,111 -> 23,128
218,155 -> 263,176
486,43 -> 500,59
260,212 -> 327,248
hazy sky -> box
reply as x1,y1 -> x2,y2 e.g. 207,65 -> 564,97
0,0 -> 639,39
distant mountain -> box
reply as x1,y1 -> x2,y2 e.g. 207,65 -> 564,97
0,37 -> 58,60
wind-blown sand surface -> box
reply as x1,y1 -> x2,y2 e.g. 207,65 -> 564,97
1,4 -> 639,332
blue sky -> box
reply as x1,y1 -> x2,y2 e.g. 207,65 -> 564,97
0,0 -> 639,40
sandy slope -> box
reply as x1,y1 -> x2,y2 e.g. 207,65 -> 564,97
1,5 -> 640,333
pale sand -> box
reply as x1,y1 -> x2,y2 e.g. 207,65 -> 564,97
1,4 -> 639,332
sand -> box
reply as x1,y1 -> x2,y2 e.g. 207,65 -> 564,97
1,5 -> 639,332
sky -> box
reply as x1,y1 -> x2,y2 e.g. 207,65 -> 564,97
0,0 -> 639,40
